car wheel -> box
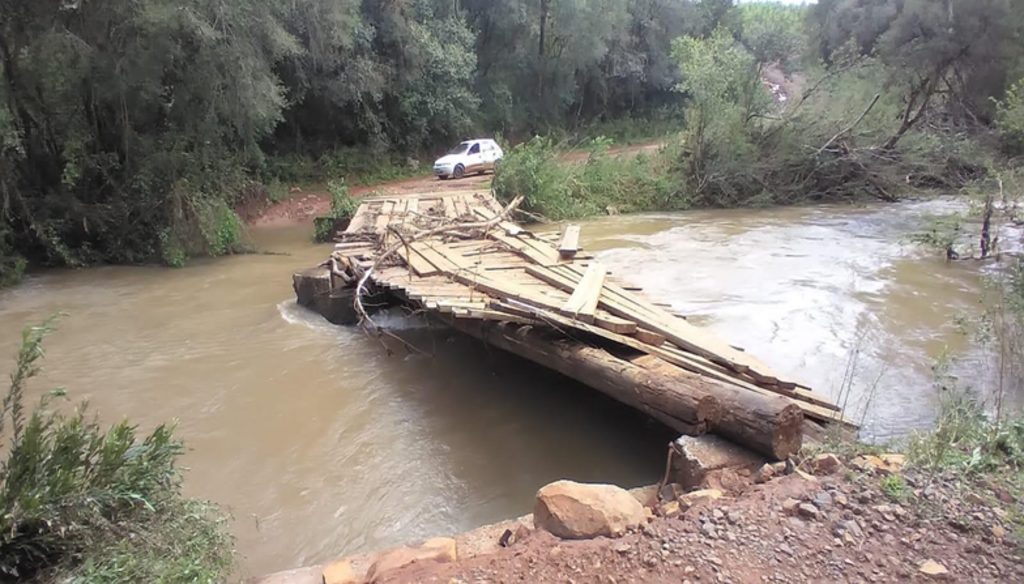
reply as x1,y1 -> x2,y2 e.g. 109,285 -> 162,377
453,164 -> 465,179
492,159 -> 501,174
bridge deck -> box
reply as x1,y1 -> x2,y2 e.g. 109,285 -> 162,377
311,187 -> 856,458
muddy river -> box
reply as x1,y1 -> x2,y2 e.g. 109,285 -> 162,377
0,200 -> 997,577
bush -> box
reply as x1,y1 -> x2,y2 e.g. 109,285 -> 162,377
492,136 -> 682,221
313,180 -> 359,243
995,79 -> 1024,156
0,317 -> 234,583
0,227 -> 27,288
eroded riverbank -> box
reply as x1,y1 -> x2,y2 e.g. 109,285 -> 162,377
0,199 -> 999,577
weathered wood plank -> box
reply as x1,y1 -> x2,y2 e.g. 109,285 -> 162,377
562,262 -> 605,323
559,225 -> 581,259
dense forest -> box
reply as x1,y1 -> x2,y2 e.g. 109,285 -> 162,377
2,0 -> 1024,283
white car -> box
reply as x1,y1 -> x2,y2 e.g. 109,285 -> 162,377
434,139 -> 503,179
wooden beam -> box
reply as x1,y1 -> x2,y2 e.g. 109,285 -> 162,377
559,225 -> 581,259
561,262 -> 605,323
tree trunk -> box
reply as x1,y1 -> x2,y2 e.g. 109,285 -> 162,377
537,0 -> 549,96
883,74 -> 939,150
451,319 -> 803,460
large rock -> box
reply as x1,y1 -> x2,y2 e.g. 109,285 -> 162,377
533,480 -> 645,539
366,537 -> 457,583
670,435 -> 764,490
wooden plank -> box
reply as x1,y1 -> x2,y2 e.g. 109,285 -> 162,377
346,203 -> 375,233
396,245 -> 440,277
488,299 -> 856,430
490,231 -> 563,266
633,329 -> 666,346
562,262 -> 605,323
375,200 -> 396,234
794,389 -> 841,411
559,225 -> 581,259
442,196 -> 457,219
555,264 -> 788,386
594,314 -> 637,335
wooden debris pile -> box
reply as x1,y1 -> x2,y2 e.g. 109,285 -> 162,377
317,189 -> 857,460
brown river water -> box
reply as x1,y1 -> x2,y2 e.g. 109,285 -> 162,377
0,200 -> 1004,577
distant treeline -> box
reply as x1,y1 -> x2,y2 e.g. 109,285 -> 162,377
1,0 -> 1023,281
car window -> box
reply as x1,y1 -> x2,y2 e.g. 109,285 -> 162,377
450,143 -> 470,155
469,143 -> 481,155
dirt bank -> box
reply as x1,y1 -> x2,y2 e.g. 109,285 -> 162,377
253,452 -> 1022,584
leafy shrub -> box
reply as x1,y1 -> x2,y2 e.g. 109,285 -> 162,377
0,317 -> 234,582
995,79 -> 1024,156
313,180 -> 359,243
492,136 -> 681,221
905,388 -> 1024,475
879,474 -> 908,500
0,227 -> 27,288
158,229 -> 188,269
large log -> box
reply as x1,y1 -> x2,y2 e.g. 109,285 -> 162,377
450,319 -> 802,460
633,355 -> 804,461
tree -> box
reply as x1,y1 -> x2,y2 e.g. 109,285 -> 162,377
0,0 -> 296,267
672,28 -> 770,197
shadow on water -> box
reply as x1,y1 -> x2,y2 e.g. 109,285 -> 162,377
260,302 -> 672,577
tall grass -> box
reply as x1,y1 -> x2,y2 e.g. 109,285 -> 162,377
0,317 -> 233,583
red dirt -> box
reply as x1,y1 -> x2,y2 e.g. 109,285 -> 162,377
372,470 -> 1022,584
246,173 -> 493,227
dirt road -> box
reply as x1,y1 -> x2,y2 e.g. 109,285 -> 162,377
248,141 -> 666,227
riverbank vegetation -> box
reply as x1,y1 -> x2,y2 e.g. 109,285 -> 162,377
0,317 -> 234,583
2,0 -> 1023,283
498,0 -> 1024,219
0,0 -> 712,282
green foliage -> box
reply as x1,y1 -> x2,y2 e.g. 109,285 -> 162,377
908,215 -> 965,256
197,200 -> 243,258
0,317 -> 233,582
879,474 -> 908,501
672,28 -> 774,205
995,80 -> 1024,155
737,2 -> 806,70
492,136 -> 680,221
0,228 -> 28,288
0,0 -> 293,269
313,180 -> 359,243
3,0 -> 1024,272
905,390 -> 1024,475
267,147 -> 427,187
158,230 -> 187,269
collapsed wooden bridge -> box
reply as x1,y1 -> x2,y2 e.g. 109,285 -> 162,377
293,187 -> 856,460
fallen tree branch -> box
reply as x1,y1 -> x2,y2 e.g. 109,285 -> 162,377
815,93 -> 880,157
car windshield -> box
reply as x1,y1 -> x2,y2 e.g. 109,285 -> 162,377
449,143 -> 471,155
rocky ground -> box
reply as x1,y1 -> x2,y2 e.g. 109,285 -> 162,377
287,450 -> 1023,584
